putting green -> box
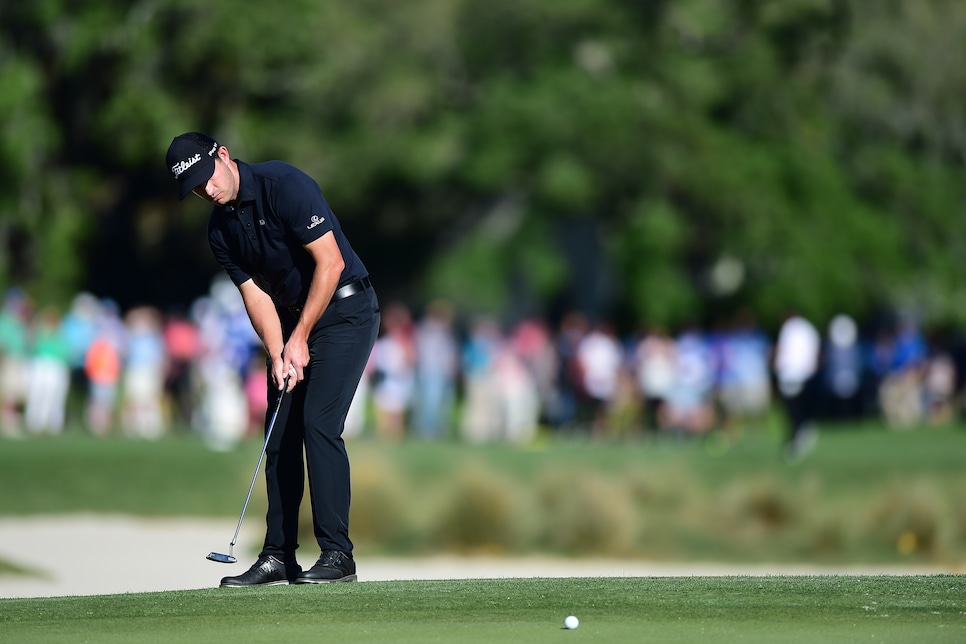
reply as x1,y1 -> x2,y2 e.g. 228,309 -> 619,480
1,576 -> 963,643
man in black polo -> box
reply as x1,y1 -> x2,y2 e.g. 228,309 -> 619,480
166,132 -> 379,586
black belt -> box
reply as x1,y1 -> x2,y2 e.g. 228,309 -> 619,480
287,276 -> 371,318
334,276 -> 371,301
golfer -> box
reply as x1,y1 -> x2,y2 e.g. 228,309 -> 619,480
166,132 -> 379,586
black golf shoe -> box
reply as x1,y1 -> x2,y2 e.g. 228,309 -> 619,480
219,555 -> 301,588
295,550 -> 357,583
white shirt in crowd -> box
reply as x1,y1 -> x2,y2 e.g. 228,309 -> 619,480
774,315 -> 820,396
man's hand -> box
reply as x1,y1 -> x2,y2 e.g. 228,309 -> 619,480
276,334 -> 309,392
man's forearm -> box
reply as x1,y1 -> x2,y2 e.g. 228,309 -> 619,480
291,233 -> 345,344
238,279 -> 285,359
291,265 -> 339,343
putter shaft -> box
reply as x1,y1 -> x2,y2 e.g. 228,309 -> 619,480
209,376 -> 289,563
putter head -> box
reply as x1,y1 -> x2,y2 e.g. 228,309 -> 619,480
206,551 -> 237,564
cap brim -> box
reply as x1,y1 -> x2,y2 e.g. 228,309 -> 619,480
177,158 -> 215,200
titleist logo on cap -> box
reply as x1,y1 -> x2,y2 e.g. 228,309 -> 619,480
170,142 -> 217,178
171,153 -> 201,178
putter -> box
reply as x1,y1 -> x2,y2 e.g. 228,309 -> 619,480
207,375 -> 290,564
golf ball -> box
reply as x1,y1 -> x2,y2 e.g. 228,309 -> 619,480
564,615 -> 579,630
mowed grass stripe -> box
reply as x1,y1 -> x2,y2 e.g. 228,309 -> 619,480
1,576 -> 963,643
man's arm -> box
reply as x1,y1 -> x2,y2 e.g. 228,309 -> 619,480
237,278 -> 290,391
283,230 -> 345,383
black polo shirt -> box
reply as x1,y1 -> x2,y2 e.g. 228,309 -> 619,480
207,159 -> 367,309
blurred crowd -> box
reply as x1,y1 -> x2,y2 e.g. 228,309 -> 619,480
1,278 -> 963,451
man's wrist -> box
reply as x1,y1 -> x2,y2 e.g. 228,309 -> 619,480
289,326 -> 309,345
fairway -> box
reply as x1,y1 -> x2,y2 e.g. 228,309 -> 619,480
1,576 -> 963,643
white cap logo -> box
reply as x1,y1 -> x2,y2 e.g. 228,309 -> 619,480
171,154 -> 201,178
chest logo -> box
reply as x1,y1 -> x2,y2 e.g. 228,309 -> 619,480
306,215 -> 325,230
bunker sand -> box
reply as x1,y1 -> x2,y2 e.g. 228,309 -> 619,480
0,515 -> 955,599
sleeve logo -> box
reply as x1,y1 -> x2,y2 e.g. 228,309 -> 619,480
306,215 -> 326,230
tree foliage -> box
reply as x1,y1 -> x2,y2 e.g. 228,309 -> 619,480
0,0 -> 964,330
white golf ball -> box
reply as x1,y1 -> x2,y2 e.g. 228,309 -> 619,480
564,615 -> 579,630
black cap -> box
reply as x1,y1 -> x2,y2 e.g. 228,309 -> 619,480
166,132 -> 219,200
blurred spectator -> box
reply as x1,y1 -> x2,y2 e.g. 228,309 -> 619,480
121,306 -> 167,439
550,311 -> 588,429
243,352 -> 269,436
82,300 -> 126,436
192,294 -> 249,451
715,310 -> 772,429
411,300 -> 458,440
822,314 -> 863,420
197,357 -> 248,451
878,316 -> 928,429
922,335 -> 956,426
493,340 -> 540,443
372,302 -> 415,440
510,317 -> 558,427
343,351 -> 374,439
608,355 -> 641,439
163,308 -> 200,428
9,276 -> 966,450
24,306 -> 71,435
663,324 -> 716,436
0,288 -> 30,436
83,336 -> 121,436
207,276 -> 261,377
633,325 -> 676,433
773,310 -> 821,462
575,320 -> 623,435
182,276 -> 262,449
460,317 -> 502,443
61,292 -> 100,423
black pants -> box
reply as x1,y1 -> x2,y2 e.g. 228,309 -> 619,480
261,287 -> 379,560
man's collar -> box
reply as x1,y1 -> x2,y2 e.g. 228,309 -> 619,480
235,159 -> 255,204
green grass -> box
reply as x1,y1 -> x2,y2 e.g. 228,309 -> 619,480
1,423 -> 966,564
1,426 -> 965,641
0,432 -> 255,516
1,576 -> 963,643
3,422 -> 964,514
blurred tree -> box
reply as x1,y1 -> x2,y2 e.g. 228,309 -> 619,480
0,0 -> 964,331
